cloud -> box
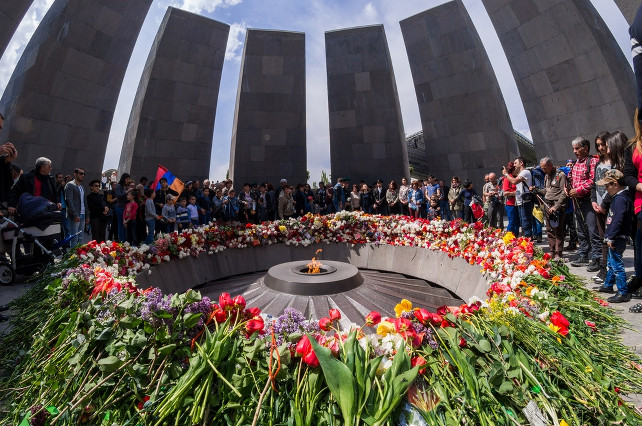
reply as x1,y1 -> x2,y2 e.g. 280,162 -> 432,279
362,2 -> 379,22
225,22 -> 247,62
168,0 -> 242,14
0,0 -> 54,93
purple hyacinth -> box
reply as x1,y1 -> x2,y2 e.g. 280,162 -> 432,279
269,308 -> 319,346
140,288 -> 176,328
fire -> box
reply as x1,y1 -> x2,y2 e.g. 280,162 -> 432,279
306,249 -> 323,274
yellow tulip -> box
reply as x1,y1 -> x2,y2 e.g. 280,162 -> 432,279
394,299 -> 413,318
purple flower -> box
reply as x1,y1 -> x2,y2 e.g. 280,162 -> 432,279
269,308 -> 318,346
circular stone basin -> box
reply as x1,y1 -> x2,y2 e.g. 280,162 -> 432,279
264,260 -> 363,296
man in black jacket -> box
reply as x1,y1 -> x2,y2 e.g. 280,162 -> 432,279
9,157 -> 61,216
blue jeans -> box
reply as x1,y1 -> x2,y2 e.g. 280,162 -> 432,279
605,239 -> 627,294
532,216 -> 542,237
144,218 -> 155,244
518,201 -> 534,238
68,214 -> 85,248
635,212 -> 642,277
505,205 -> 520,235
116,206 -> 126,242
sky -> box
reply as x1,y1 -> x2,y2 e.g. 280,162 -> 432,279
0,0 -> 632,184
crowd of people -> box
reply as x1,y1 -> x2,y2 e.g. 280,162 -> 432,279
1,109 -> 642,315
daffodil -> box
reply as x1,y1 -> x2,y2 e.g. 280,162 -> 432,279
560,420 -> 569,426
394,299 -> 413,318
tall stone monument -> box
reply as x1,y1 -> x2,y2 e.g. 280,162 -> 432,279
614,0 -> 638,25
481,0 -> 636,161
118,7 -> 229,182
400,1 -> 519,185
325,25 -> 409,184
0,0 -> 152,181
229,29 -> 306,187
0,1 -> 34,59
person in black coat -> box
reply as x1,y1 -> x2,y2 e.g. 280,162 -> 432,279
87,179 -> 109,242
9,157 -> 60,215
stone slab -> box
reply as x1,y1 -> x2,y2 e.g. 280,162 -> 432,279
482,0 -> 636,162
0,0 -> 152,182
229,30 -> 306,188
325,25 -> 409,184
118,7 -> 229,182
0,1 -> 35,59
400,1 -> 519,185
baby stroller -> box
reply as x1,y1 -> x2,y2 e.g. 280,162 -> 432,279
0,194 -> 69,284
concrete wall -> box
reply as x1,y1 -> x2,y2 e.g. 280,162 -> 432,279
325,25 -> 409,184
118,7 -> 229,182
136,242 -> 490,302
0,1 -> 34,59
481,0 -> 636,162
614,0 -> 638,25
229,29 -> 307,188
0,0 -> 152,181
401,1 -> 519,185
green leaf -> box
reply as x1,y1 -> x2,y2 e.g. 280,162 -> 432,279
308,334 -> 356,426
185,290 -> 202,303
97,355 -> 123,373
498,381 -> 514,394
183,312 -> 202,329
477,339 -> 491,353
46,406 -> 59,415
158,344 -> 177,355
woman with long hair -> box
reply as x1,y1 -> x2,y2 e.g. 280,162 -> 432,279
386,180 -> 399,215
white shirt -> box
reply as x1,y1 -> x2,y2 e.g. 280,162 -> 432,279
515,169 -> 532,206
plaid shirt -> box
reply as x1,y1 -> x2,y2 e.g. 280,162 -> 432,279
569,155 -> 599,198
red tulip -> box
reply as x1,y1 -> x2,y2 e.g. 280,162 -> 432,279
219,293 -> 233,310
411,356 -> 427,374
244,307 -> 261,318
303,350 -> 319,367
319,317 -> 333,331
459,337 -> 467,348
245,317 -> 264,337
213,307 -> 227,323
233,295 -> 246,310
413,308 -> 431,325
365,311 -> 381,326
550,311 -> 569,328
295,335 -> 312,356
329,309 -> 341,321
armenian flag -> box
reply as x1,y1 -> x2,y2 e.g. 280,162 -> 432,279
151,165 -> 185,195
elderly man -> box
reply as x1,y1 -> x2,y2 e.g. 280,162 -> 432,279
484,173 -> 503,229
9,157 -> 60,215
533,157 -> 568,260
567,137 -> 600,268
